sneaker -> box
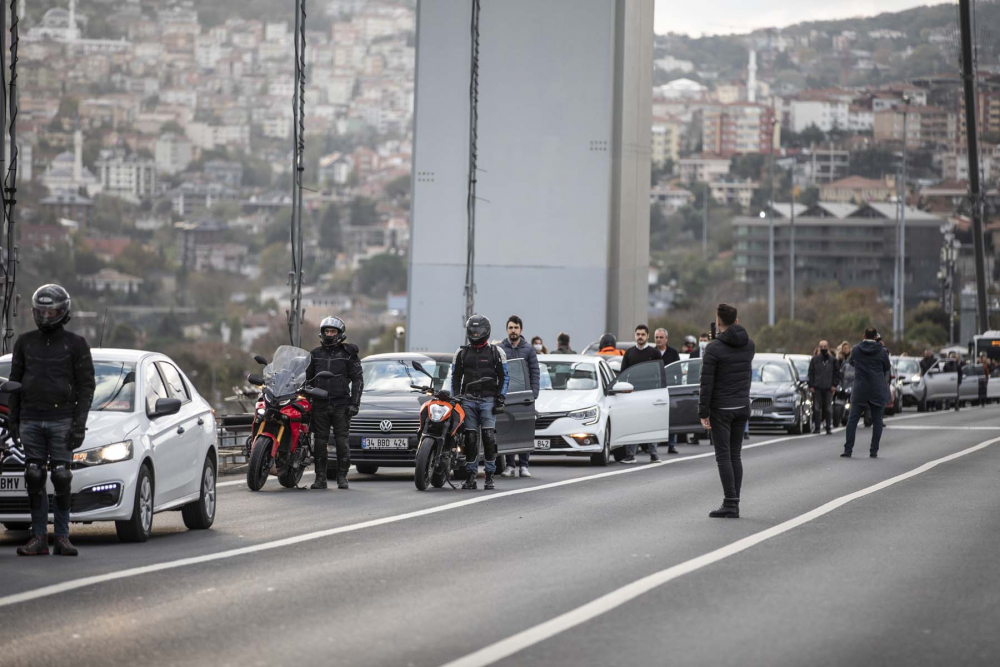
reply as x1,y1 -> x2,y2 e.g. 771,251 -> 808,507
621,457 -> 637,464
500,466 -> 516,478
826,428 -> 833,435
519,467 -> 532,478
650,456 -> 661,463
52,536 -> 79,556
667,445 -> 678,454
840,451 -> 852,458
17,534 -> 49,556
870,452 -> 878,458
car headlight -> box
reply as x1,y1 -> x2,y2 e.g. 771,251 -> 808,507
73,440 -> 134,467
568,406 -> 600,425
911,374 -> 921,383
428,403 -> 451,422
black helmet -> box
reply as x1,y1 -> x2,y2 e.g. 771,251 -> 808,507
32,284 -> 71,332
465,314 -> 491,346
599,333 -> 617,350
319,316 -> 346,347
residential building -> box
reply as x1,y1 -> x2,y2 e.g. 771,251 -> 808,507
819,175 -> 895,203
651,116 -> 682,164
709,179 -> 759,209
650,184 -> 694,214
204,160 -> 244,188
95,150 -> 157,202
318,152 -> 354,186
678,155 -> 731,183
795,147 -> 850,185
702,103 -> 775,156
155,133 -> 193,175
874,105 -> 958,149
790,98 -> 849,133
170,182 -> 241,216
80,269 -> 144,294
39,191 -> 93,226
941,151 -> 999,184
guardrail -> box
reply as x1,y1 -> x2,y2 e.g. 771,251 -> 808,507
217,413 -> 254,475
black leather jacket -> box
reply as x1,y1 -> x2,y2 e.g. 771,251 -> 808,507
9,326 -> 96,425
306,343 -> 363,407
698,325 -> 755,419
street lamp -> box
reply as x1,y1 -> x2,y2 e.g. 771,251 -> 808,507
767,117 -> 778,327
894,95 -> 912,341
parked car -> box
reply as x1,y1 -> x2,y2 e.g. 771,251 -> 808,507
749,354 -> 812,434
0,349 -> 217,542
893,356 -> 921,409
909,358 -> 981,411
340,352 -> 535,475
664,358 -> 706,442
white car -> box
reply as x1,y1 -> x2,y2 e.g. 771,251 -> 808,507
533,354 -> 672,465
0,349 -> 217,542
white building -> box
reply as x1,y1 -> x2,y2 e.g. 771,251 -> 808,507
95,150 -> 157,202
186,122 -> 251,150
80,269 -> 144,294
790,99 -> 849,133
678,155 -> 731,183
155,133 -> 193,175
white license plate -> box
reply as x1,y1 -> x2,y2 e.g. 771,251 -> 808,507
751,409 -> 764,417
361,438 -> 408,450
0,475 -> 24,495
534,439 -> 551,450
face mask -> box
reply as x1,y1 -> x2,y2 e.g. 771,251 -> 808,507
821,349 -> 829,357
533,344 -> 542,352
699,341 -> 707,352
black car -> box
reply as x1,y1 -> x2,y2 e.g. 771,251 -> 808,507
748,354 -> 812,434
330,352 -> 536,474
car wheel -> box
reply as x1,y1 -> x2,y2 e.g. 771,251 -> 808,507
2,522 -> 30,532
182,456 -> 217,530
590,423 -> 611,466
116,464 -> 153,543
355,464 -> 378,475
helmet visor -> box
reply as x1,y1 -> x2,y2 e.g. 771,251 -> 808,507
33,305 -> 68,326
467,322 -> 490,342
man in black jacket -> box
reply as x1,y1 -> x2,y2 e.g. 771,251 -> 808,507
807,340 -> 840,435
553,332 -> 575,355
698,304 -> 755,518
653,328 -> 680,366
620,324 -> 661,372
11,285 -> 96,556
841,328 -> 891,458
306,316 -> 363,490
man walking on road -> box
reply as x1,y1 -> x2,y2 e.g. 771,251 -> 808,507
841,328 -> 891,459
500,316 -> 539,478
11,285 -> 96,556
808,340 -> 839,435
698,304 -> 755,518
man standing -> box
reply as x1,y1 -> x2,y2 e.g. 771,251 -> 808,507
11,285 -> 96,556
653,328 -> 680,455
690,333 -> 710,359
453,315 -> 508,490
619,325 -> 665,464
553,332 -> 575,355
306,316 -> 364,490
499,316 -> 539,478
698,304 -> 755,518
919,349 -> 936,376
808,340 -> 839,435
841,328 -> 891,458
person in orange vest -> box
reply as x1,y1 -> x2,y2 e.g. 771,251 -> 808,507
597,333 -> 624,356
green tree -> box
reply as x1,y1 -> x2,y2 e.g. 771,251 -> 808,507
108,322 -> 139,349
319,204 -> 342,251
356,253 -> 407,297
348,197 -> 379,226
384,175 -> 411,201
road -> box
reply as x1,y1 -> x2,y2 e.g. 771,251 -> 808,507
2,406 -> 999,667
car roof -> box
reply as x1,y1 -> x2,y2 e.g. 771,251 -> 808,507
755,353 -> 791,362
0,347 -> 154,364
537,354 -> 601,363
784,353 -> 810,360
362,352 -> 454,363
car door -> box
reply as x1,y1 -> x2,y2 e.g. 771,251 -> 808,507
665,359 -> 702,433
926,360 -> 957,403
142,360 -> 187,506
606,360 -> 671,446
495,358 -> 535,454
157,361 -> 208,500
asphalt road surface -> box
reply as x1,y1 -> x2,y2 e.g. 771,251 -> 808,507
2,406 -> 999,667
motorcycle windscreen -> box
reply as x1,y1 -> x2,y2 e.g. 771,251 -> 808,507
262,346 -> 311,396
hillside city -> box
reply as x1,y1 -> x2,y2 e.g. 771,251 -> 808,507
12,0 -> 1000,408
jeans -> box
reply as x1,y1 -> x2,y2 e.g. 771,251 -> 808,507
709,407 -> 749,500
21,419 -> 73,538
813,389 -> 833,431
315,404 -> 351,470
505,452 -> 530,468
626,441 -> 659,459
844,401 -> 885,454
462,398 -> 497,473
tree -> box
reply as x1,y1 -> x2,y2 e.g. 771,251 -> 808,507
259,242 -> 290,283
356,253 -> 407,297
730,154 -> 766,181
319,204 -> 342,252
108,322 -> 139,349
348,197 -> 379,226
161,120 -> 185,135
799,124 -> 826,147
384,175 -> 411,202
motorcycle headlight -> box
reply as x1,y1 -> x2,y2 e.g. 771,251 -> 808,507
428,403 -> 451,422
73,440 -> 134,467
256,407 -> 266,416
568,406 -> 600,425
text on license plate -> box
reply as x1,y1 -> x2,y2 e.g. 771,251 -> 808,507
0,475 -> 24,494
751,409 -> 764,417
361,438 -> 408,450
534,439 -> 551,450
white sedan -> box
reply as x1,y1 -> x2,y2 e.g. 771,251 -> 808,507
0,348 -> 217,542
533,354 -> 672,465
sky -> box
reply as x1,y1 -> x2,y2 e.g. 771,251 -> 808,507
653,1 -> 949,37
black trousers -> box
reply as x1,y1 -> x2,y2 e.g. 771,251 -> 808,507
313,404 -> 351,471
709,406 -> 749,500
813,389 -> 833,431
979,378 -> 988,406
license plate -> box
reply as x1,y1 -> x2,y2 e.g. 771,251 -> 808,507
751,409 -> 763,417
361,438 -> 408,450
534,439 -> 551,450
0,475 -> 24,495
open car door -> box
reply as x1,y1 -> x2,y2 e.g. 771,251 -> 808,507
607,360 -> 671,446
665,358 -> 704,436
494,358 -> 535,455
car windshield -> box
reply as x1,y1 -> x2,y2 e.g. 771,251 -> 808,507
790,358 -> 809,377
895,358 -> 920,376
752,360 -> 794,383
538,361 -> 598,391
262,346 -> 311,397
362,358 -> 450,393
0,360 -> 137,412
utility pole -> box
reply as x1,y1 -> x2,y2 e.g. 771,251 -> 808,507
702,183 -> 709,258
960,0 -> 990,335
899,98 -> 909,341
790,184 -> 796,320
288,0 -> 307,347
767,117 -> 777,327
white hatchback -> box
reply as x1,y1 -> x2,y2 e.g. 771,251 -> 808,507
533,355 -> 672,465
0,349 -> 217,542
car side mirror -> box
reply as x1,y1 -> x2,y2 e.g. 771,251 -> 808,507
247,373 -> 265,386
305,387 -> 328,400
609,381 -> 634,395
0,380 -> 21,393
149,397 -> 182,419
253,354 -> 269,366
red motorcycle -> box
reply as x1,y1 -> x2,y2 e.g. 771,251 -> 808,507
245,346 -> 332,491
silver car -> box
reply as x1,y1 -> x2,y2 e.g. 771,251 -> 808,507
909,358 -> 979,411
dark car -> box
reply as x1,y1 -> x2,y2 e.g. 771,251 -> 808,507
664,358 -> 707,443
333,352 -> 535,474
749,354 -> 812,434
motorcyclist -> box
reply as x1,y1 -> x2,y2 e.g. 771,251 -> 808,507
597,333 -> 623,356
451,315 -> 508,491
306,316 -> 363,490
10,285 -> 96,556
681,335 -> 698,356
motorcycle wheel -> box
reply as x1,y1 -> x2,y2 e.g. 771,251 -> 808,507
247,436 -> 274,491
414,436 -> 438,491
278,464 -> 304,489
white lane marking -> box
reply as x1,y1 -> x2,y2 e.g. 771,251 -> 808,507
217,470 -> 315,488
437,434 -> 1000,667
886,425 -> 1000,430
